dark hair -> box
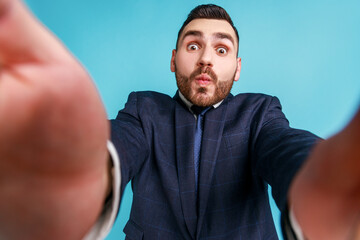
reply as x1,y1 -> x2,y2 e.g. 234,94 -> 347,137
176,4 -> 239,54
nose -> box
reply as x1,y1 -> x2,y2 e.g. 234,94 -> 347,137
197,46 -> 213,68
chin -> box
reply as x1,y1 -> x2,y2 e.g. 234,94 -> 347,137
191,92 -> 215,107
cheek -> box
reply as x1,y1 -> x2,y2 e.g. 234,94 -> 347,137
217,60 -> 237,80
176,53 -> 196,74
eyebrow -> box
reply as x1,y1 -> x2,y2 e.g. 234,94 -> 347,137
181,30 -> 235,46
182,30 -> 203,40
214,32 -> 235,46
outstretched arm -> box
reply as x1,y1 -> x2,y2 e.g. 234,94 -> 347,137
0,0 -> 110,239
290,108 -> 360,240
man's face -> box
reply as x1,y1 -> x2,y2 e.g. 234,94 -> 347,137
171,19 -> 241,107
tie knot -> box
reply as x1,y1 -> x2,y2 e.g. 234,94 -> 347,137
191,105 -> 211,116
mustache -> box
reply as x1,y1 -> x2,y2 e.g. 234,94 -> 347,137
189,67 -> 218,83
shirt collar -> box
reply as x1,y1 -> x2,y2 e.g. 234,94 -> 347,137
178,91 -> 223,114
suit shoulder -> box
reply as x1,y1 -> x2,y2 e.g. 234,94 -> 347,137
231,93 -> 280,106
129,91 -> 170,98
128,91 -> 171,99
127,91 -> 175,107
224,93 -> 285,117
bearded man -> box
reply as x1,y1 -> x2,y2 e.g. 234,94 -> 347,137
0,1 -> 359,240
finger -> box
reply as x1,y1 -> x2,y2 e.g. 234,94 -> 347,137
345,106 -> 360,138
0,0 -> 73,65
350,216 -> 360,240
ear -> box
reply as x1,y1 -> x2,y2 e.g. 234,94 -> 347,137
234,57 -> 241,81
170,49 -> 176,72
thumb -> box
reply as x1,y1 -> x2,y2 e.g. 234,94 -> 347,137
0,0 -> 73,65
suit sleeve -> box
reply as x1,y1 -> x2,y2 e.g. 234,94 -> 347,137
110,92 -> 150,196
252,96 -> 320,212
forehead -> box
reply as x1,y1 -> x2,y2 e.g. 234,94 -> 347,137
180,19 -> 237,44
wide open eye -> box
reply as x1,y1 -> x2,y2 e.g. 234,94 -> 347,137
187,44 -> 200,51
216,47 -> 228,55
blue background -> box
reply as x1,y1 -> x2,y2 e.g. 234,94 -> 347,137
25,0 -> 360,239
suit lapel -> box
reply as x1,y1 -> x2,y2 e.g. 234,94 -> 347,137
196,96 -> 230,236
174,94 -> 198,239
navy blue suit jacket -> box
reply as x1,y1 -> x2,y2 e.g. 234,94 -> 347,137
110,91 -> 319,240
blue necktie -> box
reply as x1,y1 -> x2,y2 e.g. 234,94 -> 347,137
191,105 -> 211,192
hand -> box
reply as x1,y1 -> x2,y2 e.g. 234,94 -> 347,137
0,0 -> 110,239
290,108 -> 360,240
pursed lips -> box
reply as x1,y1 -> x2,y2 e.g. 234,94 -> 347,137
194,74 -> 212,86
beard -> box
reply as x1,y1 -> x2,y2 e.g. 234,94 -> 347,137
175,64 -> 235,107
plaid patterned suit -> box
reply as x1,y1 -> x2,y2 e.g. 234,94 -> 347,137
110,91 -> 319,240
